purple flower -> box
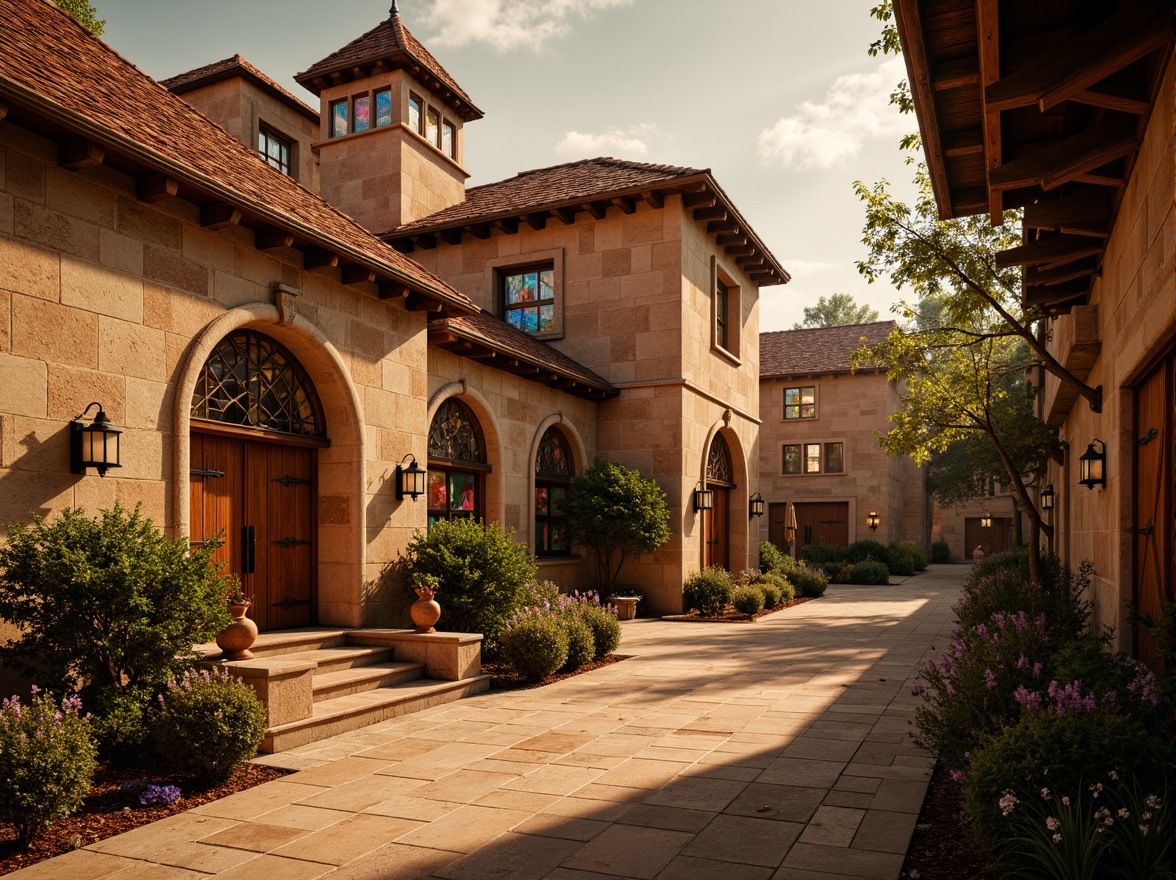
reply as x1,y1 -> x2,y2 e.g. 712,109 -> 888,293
951,770 -> 966,783
984,669 -> 996,690
1016,654 -> 1028,670
139,784 -> 182,807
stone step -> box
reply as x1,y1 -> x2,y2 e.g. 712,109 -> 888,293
212,627 -> 351,660
262,675 -> 492,753
279,645 -> 396,676
311,661 -> 425,702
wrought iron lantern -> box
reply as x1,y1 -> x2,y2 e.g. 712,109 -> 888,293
70,402 -> 121,477
980,512 -> 992,529
1078,440 -> 1106,490
1041,484 -> 1055,511
395,454 -> 427,500
749,492 -> 765,518
866,511 -> 880,532
693,481 -> 714,512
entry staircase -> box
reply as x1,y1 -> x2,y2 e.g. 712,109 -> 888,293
198,628 -> 490,753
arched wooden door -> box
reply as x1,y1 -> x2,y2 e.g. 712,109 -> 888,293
189,330 -> 326,632
703,433 -> 735,570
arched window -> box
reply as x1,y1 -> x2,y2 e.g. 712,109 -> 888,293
191,330 -> 325,438
535,428 -> 573,556
427,399 -> 488,525
707,432 -> 734,487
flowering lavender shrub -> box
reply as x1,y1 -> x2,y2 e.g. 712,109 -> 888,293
153,667 -> 265,780
500,615 -> 568,681
138,784 -> 181,807
0,688 -> 97,845
503,588 -> 619,674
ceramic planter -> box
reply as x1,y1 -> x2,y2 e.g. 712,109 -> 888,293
216,602 -> 258,660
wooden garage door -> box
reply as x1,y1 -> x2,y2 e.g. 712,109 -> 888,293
1134,355 -> 1173,663
794,502 -> 849,555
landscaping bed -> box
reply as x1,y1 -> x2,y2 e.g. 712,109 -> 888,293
484,653 -> 631,691
0,762 -> 287,876
663,596 -> 815,623
901,762 -> 995,880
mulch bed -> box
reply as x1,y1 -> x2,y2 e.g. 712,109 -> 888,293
663,596 -> 816,623
902,762 -> 996,880
484,653 -> 632,691
0,762 -> 288,876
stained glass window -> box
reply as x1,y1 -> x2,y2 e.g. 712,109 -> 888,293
191,331 -> 325,438
354,95 -> 371,132
427,399 -> 486,525
375,89 -> 392,128
409,93 -> 423,133
330,100 -> 348,138
784,386 -> 816,419
707,433 -> 734,485
503,266 -> 556,335
535,428 -> 573,556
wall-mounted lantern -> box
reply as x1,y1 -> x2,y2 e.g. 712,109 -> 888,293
70,402 -> 121,478
749,492 -> 765,518
866,511 -> 880,531
1078,440 -> 1106,490
693,482 -> 714,512
1041,484 -> 1055,511
980,512 -> 992,529
395,454 -> 427,501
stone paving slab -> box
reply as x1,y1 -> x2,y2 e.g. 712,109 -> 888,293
10,566 -> 966,880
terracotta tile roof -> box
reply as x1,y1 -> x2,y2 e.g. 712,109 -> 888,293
760,321 -> 895,378
393,157 -> 707,233
0,0 -> 475,314
162,54 -> 320,124
429,313 -> 618,398
295,10 -> 482,121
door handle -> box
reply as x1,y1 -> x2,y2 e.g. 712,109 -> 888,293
242,525 -> 256,575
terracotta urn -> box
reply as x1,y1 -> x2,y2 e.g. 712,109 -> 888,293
411,586 -> 442,634
613,597 -> 640,621
216,602 -> 258,660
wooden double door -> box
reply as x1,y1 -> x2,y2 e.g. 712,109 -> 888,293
793,502 -> 849,554
190,431 -> 316,632
702,486 -> 730,570
1134,355 -> 1173,663
965,517 -> 1010,559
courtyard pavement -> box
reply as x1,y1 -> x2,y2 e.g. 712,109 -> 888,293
14,565 -> 967,880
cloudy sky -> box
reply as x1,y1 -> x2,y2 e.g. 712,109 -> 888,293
96,0 -> 919,331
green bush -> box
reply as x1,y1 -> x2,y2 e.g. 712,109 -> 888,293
849,561 -> 890,584
153,668 -> 267,780
760,571 -> 794,604
790,566 -> 828,598
579,603 -> 621,659
799,541 -> 847,565
520,579 -> 562,607
403,518 -> 537,658
819,562 -> 852,583
87,686 -> 154,764
683,567 -> 734,615
885,546 -> 916,576
930,540 -> 951,564
964,707 -> 1164,854
894,540 -> 928,571
955,558 -> 1088,640
759,541 -> 788,574
759,580 -> 782,609
501,616 -> 568,681
560,616 -> 596,673
0,689 -> 97,845
732,586 -> 765,615
845,539 -> 889,564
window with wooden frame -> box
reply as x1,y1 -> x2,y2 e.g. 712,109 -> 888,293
427,399 -> 489,526
257,126 -> 292,176
783,386 -> 816,420
442,120 -> 456,158
534,428 -> 573,557
408,93 -> 423,134
711,257 -> 741,359
782,441 -> 843,475
426,107 -> 441,148
501,263 -> 557,335
328,89 -> 394,138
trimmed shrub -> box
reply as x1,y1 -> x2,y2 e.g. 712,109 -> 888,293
88,687 -> 154,765
885,546 -> 916,577
153,667 -> 266,780
789,566 -> 828,598
501,616 -> 568,681
0,689 -> 97,845
799,542 -> 847,565
955,557 -> 1088,639
683,567 -> 734,615
849,561 -> 890,585
759,541 -> 788,574
895,540 -> 929,571
732,586 -> 765,615
819,562 -> 853,583
760,571 -> 795,604
845,539 -> 889,564
759,581 -> 782,609
931,540 -> 951,564
560,616 -> 596,673
521,579 -> 562,607
580,603 -> 622,659
403,518 -> 537,658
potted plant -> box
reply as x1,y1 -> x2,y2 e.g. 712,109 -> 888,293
409,573 -> 442,633
215,581 -> 257,660
609,591 -> 642,621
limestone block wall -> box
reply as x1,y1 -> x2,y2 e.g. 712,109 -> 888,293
0,119 -> 433,634
932,495 -> 1024,563
175,77 -> 320,193
1046,56 -> 1175,650
425,350 -> 600,592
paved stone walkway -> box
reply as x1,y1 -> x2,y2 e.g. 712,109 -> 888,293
15,566 -> 966,880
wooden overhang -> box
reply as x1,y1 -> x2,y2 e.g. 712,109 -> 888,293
383,174 -> 791,289
895,0 -> 1174,313
0,79 -> 477,319
427,315 -> 620,401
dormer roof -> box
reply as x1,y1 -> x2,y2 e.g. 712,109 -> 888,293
295,6 -> 483,122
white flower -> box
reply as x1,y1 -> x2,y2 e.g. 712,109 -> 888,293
1109,770 -> 1119,781
1140,824 -> 1150,836
1062,796 -> 1071,807
1041,788 -> 1051,800
1046,817 -> 1060,831
1145,794 -> 1162,809
1052,833 -> 1063,843
1118,808 -> 1130,819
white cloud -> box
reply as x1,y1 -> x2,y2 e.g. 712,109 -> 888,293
554,124 -> 655,159
758,56 -> 909,170
424,0 -> 633,51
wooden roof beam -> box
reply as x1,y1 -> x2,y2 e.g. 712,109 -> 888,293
1073,82 -> 1151,115
404,294 -> 443,313
707,219 -> 739,234
378,281 -> 408,300
391,239 -> 414,254
494,217 -> 519,234
553,207 -> 577,225
932,57 -> 980,92
612,196 -> 636,215
341,265 -> 377,286
716,233 -> 748,246
682,192 -> 717,209
255,227 -> 295,250
1023,188 -> 1112,229
943,129 -> 984,158
302,248 -> 338,270
59,135 -> 105,171
985,4 -> 1174,113
995,234 -> 1104,268
526,212 -> 550,230
727,245 -> 756,257
440,229 -> 463,245
581,202 -> 607,220
412,234 -> 437,250
0,100 -> 8,121
200,202 -> 242,231
694,207 -> 727,221
989,116 -> 1138,192
136,173 -> 178,204
976,0 -> 1003,224
642,190 -> 665,209
1024,259 -> 1098,287
466,224 -> 491,239
1025,278 -> 1092,307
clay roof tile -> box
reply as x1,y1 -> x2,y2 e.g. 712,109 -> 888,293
161,54 -> 320,124
760,321 -> 894,378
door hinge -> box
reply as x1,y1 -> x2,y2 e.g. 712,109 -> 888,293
1137,427 -> 1159,446
273,537 -> 312,548
273,475 -> 312,487
242,525 -> 256,575
1136,523 -> 1155,536
190,468 -> 226,479
272,598 -> 312,609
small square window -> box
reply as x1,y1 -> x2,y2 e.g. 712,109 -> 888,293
330,100 -> 349,138
409,93 -> 423,133
375,89 -> 392,128
784,386 -> 816,420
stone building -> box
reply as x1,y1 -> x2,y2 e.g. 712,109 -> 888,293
0,0 -> 789,635
757,322 -> 928,556
895,0 -> 1174,657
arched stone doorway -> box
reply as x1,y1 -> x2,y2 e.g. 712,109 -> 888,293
703,432 -> 735,570
189,329 -> 326,632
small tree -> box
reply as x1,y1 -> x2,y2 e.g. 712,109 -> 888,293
0,504 -> 233,700
565,458 -> 671,593
793,293 -> 879,329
